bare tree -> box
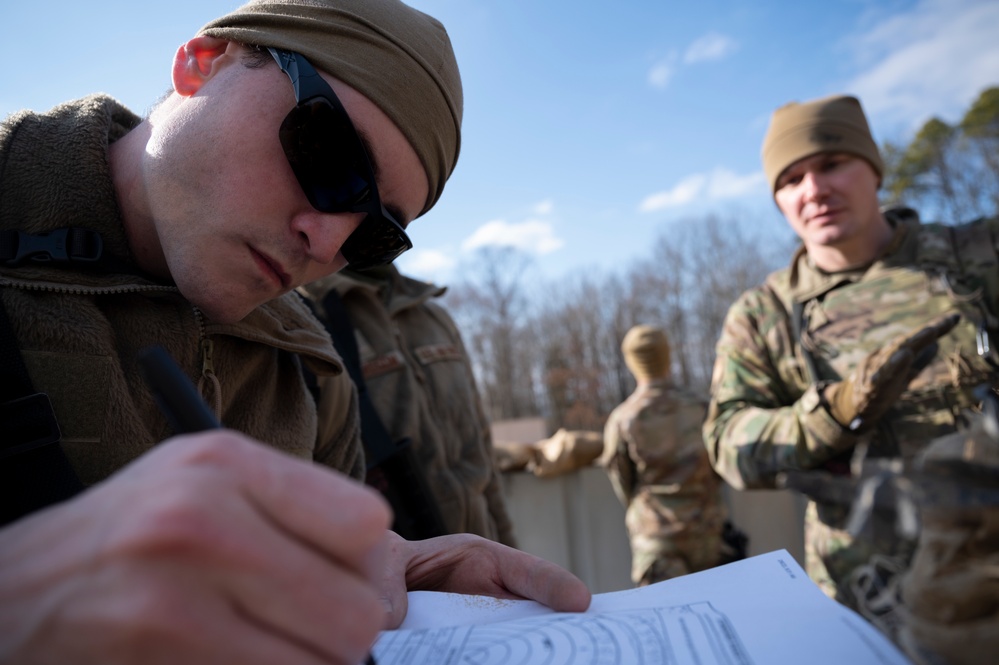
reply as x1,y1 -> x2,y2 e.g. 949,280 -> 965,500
531,273 -> 611,431
444,247 -> 540,421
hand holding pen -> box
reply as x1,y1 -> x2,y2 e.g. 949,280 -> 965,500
137,345 -> 390,665
138,345 -> 222,433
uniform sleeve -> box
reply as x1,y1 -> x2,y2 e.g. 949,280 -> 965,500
440,304 -> 519,547
600,408 -> 635,508
469,359 -> 518,547
702,288 -> 861,490
479,425 -> 519,548
312,370 -> 365,481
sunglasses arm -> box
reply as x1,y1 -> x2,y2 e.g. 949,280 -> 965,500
267,47 -> 325,102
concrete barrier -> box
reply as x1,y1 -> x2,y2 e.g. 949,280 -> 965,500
494,418 -> 808,593
500,466 -> 807,594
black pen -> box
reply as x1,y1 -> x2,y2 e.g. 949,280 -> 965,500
138,345 -> 221,433
137,345 -> 379,665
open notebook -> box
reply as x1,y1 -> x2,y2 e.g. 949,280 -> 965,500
370,549 -> 912,665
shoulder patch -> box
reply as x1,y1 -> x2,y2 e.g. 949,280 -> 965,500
414,343 -> 463,365
362,350 -> 405,378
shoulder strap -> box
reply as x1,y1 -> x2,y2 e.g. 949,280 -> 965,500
918,219 -> 999,367
0,296 -> 84,526
316,288 -> 448,540
791,300 -> 821,385
318,289 -> 399,468
762,276 -> 822,386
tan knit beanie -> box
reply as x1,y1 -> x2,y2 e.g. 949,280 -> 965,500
622,325 -> 671,382
761,94 -> 883,193
198,0 -> 462,216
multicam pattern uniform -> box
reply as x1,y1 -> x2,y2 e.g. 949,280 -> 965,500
603,379 -> 729,586
703,208 -> 999,607
300,266 -> 516,546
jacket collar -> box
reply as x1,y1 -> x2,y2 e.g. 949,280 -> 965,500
786,207 -> 919,303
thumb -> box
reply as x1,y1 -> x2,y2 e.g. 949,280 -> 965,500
379,531 -> 411,629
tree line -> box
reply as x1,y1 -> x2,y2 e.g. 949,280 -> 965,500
443,86 -> 999,436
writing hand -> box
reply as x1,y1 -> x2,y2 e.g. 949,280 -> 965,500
0,431 -> 392,665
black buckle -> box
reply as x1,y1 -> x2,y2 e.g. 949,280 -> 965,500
0,228 -> 103,267
0,393 -> 63,459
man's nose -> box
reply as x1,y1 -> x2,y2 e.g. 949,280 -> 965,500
800,171 -> 829,201
291,210 -> 365,265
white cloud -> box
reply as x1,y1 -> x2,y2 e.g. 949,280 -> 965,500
843,0 -> 999,129
397,248 -> 456,279
648,57 -> 676,90
462,219 -> 564,255
639,168 -> 766,213
683,32 -> 738,64
648,32 -> 737,90
533,199 -> 555,215
707,168 -> 767,199
639,174 -> 706,211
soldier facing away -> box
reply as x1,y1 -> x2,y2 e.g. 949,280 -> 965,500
703,93 -> 999,618
602,324 -> 735,586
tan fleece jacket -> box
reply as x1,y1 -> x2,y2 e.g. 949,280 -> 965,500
0,95 -> 363,486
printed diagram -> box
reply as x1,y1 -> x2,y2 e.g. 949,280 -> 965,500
372,601 -> 755,665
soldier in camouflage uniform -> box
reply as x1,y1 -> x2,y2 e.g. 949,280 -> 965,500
300,263 -> 517,546
603,325 -> 731,586
703,94 -> 999,612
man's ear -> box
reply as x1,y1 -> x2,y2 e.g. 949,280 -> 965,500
172,36 -> 233,97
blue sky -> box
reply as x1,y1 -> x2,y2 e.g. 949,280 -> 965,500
2,0 -> 997,284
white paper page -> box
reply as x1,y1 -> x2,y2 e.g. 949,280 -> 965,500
371,550 -> 913,665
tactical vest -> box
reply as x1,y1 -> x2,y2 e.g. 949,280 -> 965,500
764,209 -> 999,464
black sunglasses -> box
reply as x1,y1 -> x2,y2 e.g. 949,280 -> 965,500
267,47 -> 413,270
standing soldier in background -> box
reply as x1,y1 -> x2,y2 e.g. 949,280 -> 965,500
301,263 -> 517,545
602,324 -> 736,586
703,93 -> 998,622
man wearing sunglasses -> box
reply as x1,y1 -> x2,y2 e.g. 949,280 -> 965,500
0,1 -> 589,663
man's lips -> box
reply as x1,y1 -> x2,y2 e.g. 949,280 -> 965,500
807,207 -> 843,225
250,247 -> 292,289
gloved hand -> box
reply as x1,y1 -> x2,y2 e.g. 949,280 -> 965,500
825,313 -> 960,431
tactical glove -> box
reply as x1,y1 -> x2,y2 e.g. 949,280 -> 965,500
825,313 -> 960,431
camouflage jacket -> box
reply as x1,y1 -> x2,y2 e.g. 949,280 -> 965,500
603,380 -> 728,584
300,266 -> 517,546
703,207 -> 999,601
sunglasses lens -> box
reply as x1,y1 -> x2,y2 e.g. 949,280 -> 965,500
274,75 -> 413,270
279,98 -> 373,212
341,213 -> 413,270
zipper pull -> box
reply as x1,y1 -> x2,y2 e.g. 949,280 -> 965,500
197,338 -> 222,419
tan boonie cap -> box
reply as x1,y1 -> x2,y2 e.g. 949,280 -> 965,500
761,94 -> 883,193
622,325 -> 671,382
199,0 -> 462,216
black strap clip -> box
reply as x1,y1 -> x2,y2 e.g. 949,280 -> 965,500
0,228 -> 104,267
0,393 -> 63,460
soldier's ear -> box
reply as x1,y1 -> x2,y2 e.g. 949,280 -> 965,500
172,36 -> 233,97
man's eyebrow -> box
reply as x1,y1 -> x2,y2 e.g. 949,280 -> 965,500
356,127 -> 411,227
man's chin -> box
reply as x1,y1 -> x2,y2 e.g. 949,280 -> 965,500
806,226 -> 848,247
191,297 -> 258,325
